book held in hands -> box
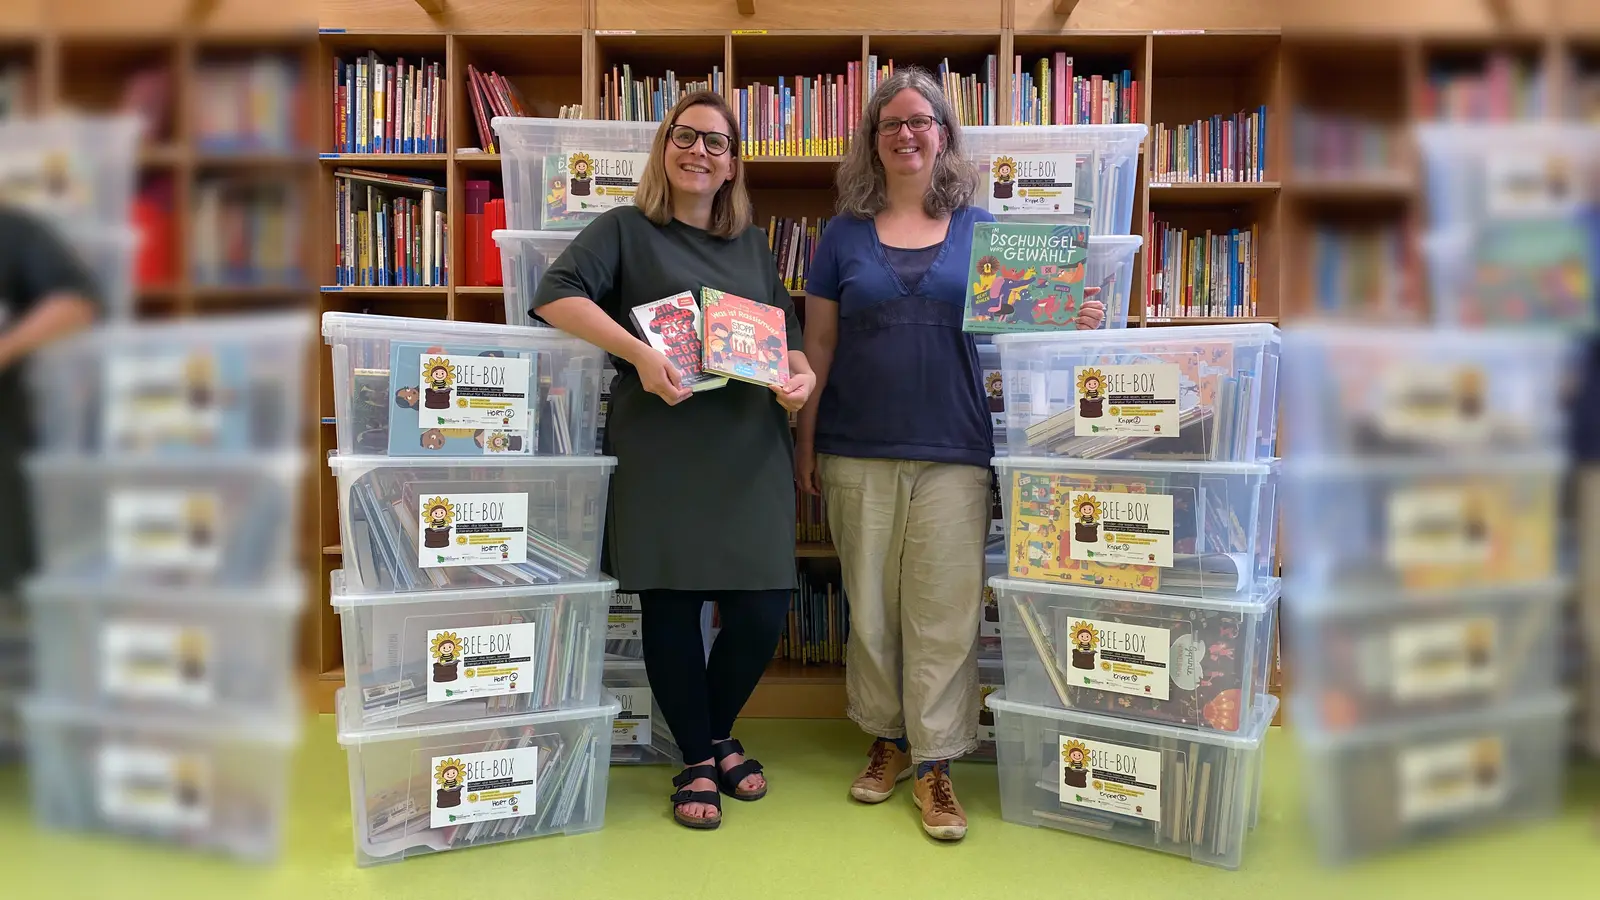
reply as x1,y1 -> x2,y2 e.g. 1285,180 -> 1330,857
629,291 -> 727,392
965,221 -> 1089,334
699,288 -> 790,387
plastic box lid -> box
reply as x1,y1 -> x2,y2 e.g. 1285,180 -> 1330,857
329,568 -> 618,609
327,450 -> 618,472
321,310 -> 593,348
20,694 -> 303,747
24,572 -> 306,612
992,320 -> 1279,349
988,574 -> 1281,616
490,115 -> 659,147
994,453 -> 1279,477
335,686 -> 622,747
1284,450 -> 1567,478
986,688 -> 1278,751
44,309 -> 312,353
1286,576 -> 1570,619
492,228 -> 579,247
963,123 -> 1149,147
1290,691 -> 1570,751
25,449 -> 306,477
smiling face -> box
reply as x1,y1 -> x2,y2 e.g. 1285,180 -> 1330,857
1084,376 -> 1101,396
664,103 -> 736,201
875,88 -> 944,184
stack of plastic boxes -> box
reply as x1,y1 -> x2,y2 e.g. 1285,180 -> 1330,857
983,318 -> 1283,864
323,311 -> 622,866
490,114 -> 712,767
1284,122 -> 1592,865
960,125 -> 1149,764
18,312 -> 311,861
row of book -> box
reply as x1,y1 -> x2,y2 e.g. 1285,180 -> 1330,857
332,168 -> 448,287
1146,217 -> 1260,320
797,491 -> 830,545
1290,109 -> 1400,179
194,55 -> 305,155
191,177 -> 306,288
461,64 -> 535,154
1149,108 -> 1271,184
777,569 -> 850,667
1419,53 -> 1545,122
766,215 -> 828,294
332,53 -> 446,155
865,56 -> 1000,128
732,68 -> 861,157
0,61 -> 31,119
1012,55 -> 1140,126
1306,224 -> 1409,320
601,66 -> 724,122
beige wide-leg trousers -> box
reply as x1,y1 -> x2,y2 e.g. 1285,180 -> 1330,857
818,453 -> 991,762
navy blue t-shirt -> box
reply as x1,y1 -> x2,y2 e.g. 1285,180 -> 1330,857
806,204 -> 995,469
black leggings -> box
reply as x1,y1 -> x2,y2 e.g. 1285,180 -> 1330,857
640,588 -> 790,767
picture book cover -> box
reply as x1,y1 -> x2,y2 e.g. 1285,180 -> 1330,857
387,341 -> 537,455
700,288 -> 790,387
539,154 -> 587,232
964,221 -> 1090,334
629,291 -> 727,392
1007,468 -> 1167,593
100,349 -> 253,453
1462,218 -> 1595,328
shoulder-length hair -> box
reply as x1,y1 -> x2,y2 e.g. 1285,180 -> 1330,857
633,90 -> 752,239
835,66 -> 978,219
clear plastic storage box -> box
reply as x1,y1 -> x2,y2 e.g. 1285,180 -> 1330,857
1283,453 -> 1563,597
25,575 -> 304,714
993,576 -> 1279,733
330,453 -> 614,595
604,659 -> 681,765
1421,226 -> 1596,330
494,229 -> 578,328
1415,122 -> 1600,232
1294,694 -> 1569,865
23,452 -> 304,585
29,311 -> 313,455
1285,579 -> 1567,732
1282,325 -> 1577,458
961,124 -> 1148,235
971,656 -> 1006,763
336,687 -> 620,867
987,689 -> 1277,870
605,589 -> 713,660
331,569 -> 611,729
65,225 -> 140,322
492,116 -> 659,232
22,697 -> 300,861
979,548 -> 1007,658
0,113 -> 144,230
1085,235 -> 1142,330
994,455 -> 1280,600
994,322 -> 1280,463
322,311 -> 606,458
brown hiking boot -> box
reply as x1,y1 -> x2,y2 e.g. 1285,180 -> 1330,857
849,739 -> 912,803
912,761 -> 968,841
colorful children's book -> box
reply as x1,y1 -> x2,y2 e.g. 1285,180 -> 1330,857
539,154 -> 587,231
387,341 -> 538,455
700,288 -> 790,387
629,292 -> 727,392
964,221 -> 1090,333
1007,468 -> 1165,593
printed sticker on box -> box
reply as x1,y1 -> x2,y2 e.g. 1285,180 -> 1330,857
1484,152 -> 1584,219
608,592 -> 642,641
1073,365 -> 1180,438
418,492 -> 528,569
102,352 -> 223,449
1386,485 -> 1491,568
1398,736 -> 1506,824
977,681 -> 1002,744
1389,617 -> 1498,702
986,153 -> 1076,216
101,621 -> 214,706
1057,615 -> 1174,701
108,490 -> 223,572
612,686 -> 652,747
425,622 -> 537,703
564,150 -> 647,212
430,748 -> 538,828
1065,491 -> 1174,568
96,745 -> 210,830
1058,735 -> 1162,823
1376,364 -> 1491,445
415,353 -> 531,437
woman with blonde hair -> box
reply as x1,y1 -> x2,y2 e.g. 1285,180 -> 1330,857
531,90 -> 816,831
796,67 -> 1103,840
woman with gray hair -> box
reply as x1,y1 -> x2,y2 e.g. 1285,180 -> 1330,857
795,66 -> 1103,841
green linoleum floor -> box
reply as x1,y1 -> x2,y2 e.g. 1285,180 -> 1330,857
3,715 -> 1598,900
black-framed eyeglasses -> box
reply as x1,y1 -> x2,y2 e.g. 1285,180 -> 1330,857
876,114 -> 940,137
669,124 -> 735,157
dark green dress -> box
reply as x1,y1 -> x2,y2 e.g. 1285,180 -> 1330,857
529,206 -> 802,594
0,210 -> 102,597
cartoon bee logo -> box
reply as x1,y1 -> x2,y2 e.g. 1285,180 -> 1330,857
1061,739 -> 1090,788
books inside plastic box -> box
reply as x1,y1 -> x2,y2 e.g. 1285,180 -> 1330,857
331,570 -> 612,729
330,453 -> 614,595
1283,579 -> 1567,733
961,124 -> 1148,235
493,229 -> 576,328
1421,222 -> 1596,331
994,455 -> 1281,600
994,323 -> 1280,463
323,311 -> 606,458
987,689 -> 1277,870
30,311 -> 313,455
1293,694 -> 1569,866
0,113 -> 143,230
22,697 -> 301,862
1414,122 -> 1600,233
491,117 -> 657,233
604,659 -> 681,765
1282,325 -> 1577,458
1282,453 -> 1563,598
993,576 -> 1280,734
23,452 -> 303,587
336,689 -> 620,866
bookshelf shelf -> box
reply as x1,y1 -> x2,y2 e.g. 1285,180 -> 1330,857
318,153 -> 449,164
796,542 -> 839,558
1148,182 -> 1280,204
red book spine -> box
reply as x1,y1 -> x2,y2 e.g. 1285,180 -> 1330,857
482,199 -> 506,287
463,180 -> 490,286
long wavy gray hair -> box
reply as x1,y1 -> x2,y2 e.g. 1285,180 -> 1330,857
835,66 -> 978,219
